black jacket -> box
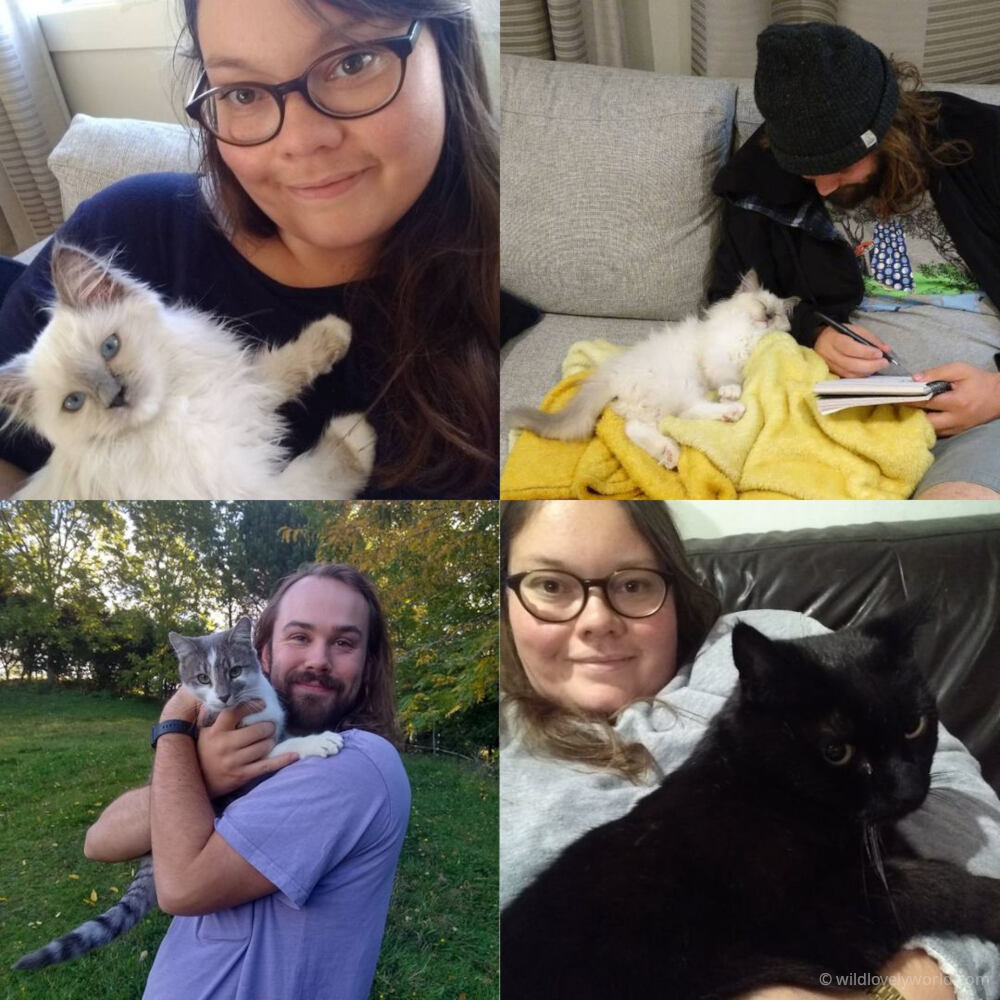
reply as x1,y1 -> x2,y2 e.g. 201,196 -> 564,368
709,91 -> 1000,346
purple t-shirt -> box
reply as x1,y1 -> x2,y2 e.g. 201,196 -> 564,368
143,729 -> 410,1000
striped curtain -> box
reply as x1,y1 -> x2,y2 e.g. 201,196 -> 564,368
691,0 -> 1000,84
500,0 -> 626,66
0,0 -> 69,256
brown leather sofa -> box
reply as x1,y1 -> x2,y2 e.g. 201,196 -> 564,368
685,513 -> 1000,791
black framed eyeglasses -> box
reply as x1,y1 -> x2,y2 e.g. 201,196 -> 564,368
185,19 -> 423,146
506,569 -> 672,623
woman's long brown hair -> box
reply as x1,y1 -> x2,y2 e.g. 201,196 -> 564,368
180,0 -> 497,496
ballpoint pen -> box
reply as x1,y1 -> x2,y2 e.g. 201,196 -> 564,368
814,310 -> 902,367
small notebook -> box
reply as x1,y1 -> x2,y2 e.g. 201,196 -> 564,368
813,376 -> 947,415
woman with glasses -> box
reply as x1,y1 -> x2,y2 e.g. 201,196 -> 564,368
500,500 -> 1000,1000
0,0 -> 497,498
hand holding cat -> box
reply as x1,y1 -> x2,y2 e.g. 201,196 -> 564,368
813,323 -> 893,377
197,700 -> 299,800
905,362 -> 1000,436
160,687 -> 202,725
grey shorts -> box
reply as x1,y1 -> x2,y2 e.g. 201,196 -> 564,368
861,304 -> 1000,494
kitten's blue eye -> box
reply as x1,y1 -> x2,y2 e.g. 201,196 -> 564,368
62,392 -> 85,412
100,333 -> 120,359
229,667 -> 242,679
196,673 -> 211,685
822,741 -> 854,766
904,716 -> 927,740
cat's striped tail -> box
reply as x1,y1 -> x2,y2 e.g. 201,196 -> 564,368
12,855 -> 156,971
507,375 -> 615,441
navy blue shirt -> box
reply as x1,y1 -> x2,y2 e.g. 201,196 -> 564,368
0,172 -> 453,498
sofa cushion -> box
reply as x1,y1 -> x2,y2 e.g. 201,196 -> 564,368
48,113 -> 201,218
501,54 -> 737,322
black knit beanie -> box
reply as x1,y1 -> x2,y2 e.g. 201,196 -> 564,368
754,22 -> 899,175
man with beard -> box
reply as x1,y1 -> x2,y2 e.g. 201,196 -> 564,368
709,22 -> 1000,499
85,564 -> 411,1000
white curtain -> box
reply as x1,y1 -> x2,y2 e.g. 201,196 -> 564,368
500,0 -> 626,66
0,0 -> 69,257
691,0 -> 1000,84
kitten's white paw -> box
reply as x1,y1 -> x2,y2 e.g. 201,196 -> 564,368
299,731 -> 344,758
319,413 -> 377,479
659,441 -> 680,469
721,403 -> 746,423
718,384 -> 742,401
301,315 -> 352,365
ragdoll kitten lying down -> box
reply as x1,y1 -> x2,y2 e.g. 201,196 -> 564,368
0,243 -> 374,499
508,270 -> 797,468
501,607 -> 1000,1000
12,616 -> 341,972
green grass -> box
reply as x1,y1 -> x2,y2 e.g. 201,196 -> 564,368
0,684 -> 498,1000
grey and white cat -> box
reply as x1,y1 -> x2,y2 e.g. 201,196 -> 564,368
0,242 -> 375,499
12,616 -> 340,972
508,271 -> 797,468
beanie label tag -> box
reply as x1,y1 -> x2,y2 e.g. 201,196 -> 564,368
860,129 -> 877,149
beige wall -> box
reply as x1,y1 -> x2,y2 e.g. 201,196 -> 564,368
667,500 -> 1000,539
623,0 -> 692,75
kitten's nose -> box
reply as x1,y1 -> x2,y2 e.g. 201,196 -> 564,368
108,385 -> 127,408
218,693 -> 230,704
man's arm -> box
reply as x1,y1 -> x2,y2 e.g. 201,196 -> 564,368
84,785 -> 151,861
150,689 -> 277,916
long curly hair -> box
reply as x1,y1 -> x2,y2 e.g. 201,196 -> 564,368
870,59 -> 973,218
179,0 -> 498,496
500,501 -> 720,782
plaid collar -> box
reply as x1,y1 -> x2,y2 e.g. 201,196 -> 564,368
733,194 -> 839,242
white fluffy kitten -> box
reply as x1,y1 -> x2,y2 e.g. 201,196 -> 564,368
0,243 -> 375,499
508,271 -> 797,468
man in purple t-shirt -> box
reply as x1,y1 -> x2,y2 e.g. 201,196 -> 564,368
85,564 -> 411,1000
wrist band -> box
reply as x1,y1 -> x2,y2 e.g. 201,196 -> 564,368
868,982 -> 907,1000
150,719 -> 198,749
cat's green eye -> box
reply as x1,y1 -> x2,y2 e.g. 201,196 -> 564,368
904,715 -> 927,740
229,667 -> 242,679
62,391 -> 85,412
100,333 -> 120,360
822,741 -> 854,767
196,673 -> 211,685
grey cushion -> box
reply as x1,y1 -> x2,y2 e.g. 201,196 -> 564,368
48,113 -> 201,218
501,311 -> 655,461
501,54 -> 737,321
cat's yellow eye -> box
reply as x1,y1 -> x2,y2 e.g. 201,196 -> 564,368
196,673 -> 211,685
904,715 -> 927,740
822,741 -> 854,766
62,391 -> 85,412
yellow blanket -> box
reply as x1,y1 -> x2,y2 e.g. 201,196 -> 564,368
501,332 -> 935,500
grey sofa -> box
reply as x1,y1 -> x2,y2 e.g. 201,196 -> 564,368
499,53 -> 1000,460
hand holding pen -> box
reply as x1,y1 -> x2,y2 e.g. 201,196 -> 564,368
812,311 -> 901,378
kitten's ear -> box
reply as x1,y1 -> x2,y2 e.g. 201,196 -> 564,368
168,631 -> 197,659
230,616 -> 254,646
50,242 -> 131,311
784,295 -> 801,316
737,269 -> 761,294
0,354 -> 33,416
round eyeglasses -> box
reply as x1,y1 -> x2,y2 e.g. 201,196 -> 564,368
185,20 -> 423,147
506,569 -> 672,623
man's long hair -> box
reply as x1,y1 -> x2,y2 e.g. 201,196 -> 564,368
255,563 -> 400,745
870,59 -> 972,218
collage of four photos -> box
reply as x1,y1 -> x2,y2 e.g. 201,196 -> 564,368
1,0 -> 1000,998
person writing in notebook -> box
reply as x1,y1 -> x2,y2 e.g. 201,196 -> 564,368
708,22 -> 1000,499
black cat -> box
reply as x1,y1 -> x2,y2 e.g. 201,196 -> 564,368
501,608 -> 1000,999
